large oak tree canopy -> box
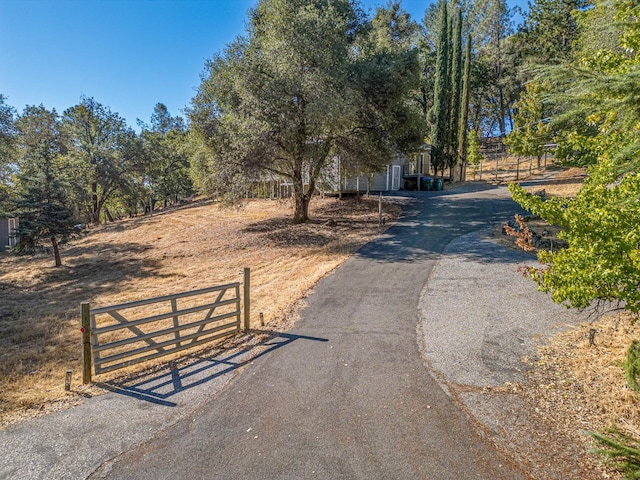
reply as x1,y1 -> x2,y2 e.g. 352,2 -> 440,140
189,0 -> 424,223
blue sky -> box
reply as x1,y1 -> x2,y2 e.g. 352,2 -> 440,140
0,0 -> 524,129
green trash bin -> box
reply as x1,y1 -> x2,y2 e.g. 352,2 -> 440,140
421,177 -> 433,191
434,178 -> 444,191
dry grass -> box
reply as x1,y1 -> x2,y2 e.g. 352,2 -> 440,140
525,166 -> 588,198
526,313 -> 640,436
0,195 -> 400,427
522,312 -> 640,479
467,156 -> 588,196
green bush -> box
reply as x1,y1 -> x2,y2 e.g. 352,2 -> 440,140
588,427 -> 640,479
625,340 -> 640,393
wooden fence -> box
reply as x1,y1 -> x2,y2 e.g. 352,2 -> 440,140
469,155 -> 549,183
81,268 -> 251,384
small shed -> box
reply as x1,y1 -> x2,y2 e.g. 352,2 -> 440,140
401,145 -> 432,190
0,218 -> 18,252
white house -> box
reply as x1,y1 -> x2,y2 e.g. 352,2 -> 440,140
324,144 -> 433,194
246,144 -> 434,198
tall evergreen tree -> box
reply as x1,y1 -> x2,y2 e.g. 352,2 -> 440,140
457,34 -> 472,181
474,0 -> 516,136
0,95 -> 17,211
429,0 -> 450,177
516,0 -> 589,69
13,105 -> 77,267
448,8 -> 464,176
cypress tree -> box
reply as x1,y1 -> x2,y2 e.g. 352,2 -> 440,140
448,8 -> 463,177
457,34 -> 472,181
429,0 -> 450,178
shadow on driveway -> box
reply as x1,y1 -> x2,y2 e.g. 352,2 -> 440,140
97,331 -> 328,407
361,184 -> 528,265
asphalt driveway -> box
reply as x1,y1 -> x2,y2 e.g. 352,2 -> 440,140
1,183 -> 584,479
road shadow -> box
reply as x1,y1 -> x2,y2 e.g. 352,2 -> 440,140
96,330 -> 328,407
518,176 -> 586,189
357,185 -> 529,265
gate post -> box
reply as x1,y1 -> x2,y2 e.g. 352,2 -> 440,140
81,302 -> 92,384
243,268 -> 251,331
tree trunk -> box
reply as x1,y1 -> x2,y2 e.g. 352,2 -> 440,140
51,235 -> 62,267
451,161 -> 463,182
91,182 -> 99,224
293,190 -> 310,224
498,85 -> 506,137
292,160 -> 315,225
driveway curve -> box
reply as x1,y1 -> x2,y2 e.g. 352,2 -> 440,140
89,184 -> 530,480
1,183 -> 551,480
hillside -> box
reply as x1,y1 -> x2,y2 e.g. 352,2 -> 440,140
0,195 -> 400,426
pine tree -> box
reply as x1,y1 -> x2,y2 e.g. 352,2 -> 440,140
13,105 -> 78,267
516,0 -> 588,68
0,95 -> 17,211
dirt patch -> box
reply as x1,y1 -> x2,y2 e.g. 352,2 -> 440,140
0,195 -> 400,427
525,166 -> 587,198
483,310 -> 640,480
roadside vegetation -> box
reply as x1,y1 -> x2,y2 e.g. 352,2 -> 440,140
497,171 -> 636,479
504,0 -> 640,475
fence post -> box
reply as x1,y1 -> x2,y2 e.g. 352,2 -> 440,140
244,267 -> 251,331
171,298 -> 182,347
81,302 -> 92,384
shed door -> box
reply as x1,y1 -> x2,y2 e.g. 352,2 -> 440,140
391,165 -> 401,190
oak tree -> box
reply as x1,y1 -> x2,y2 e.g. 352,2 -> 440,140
63,96 -> 139,224
189,0 -> 422,223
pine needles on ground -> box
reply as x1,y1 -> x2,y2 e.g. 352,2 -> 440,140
588,427 -> 640,480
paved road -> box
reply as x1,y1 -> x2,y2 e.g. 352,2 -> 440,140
1,183 -> 537,479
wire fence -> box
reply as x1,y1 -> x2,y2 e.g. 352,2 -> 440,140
468,154 -> 550,184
